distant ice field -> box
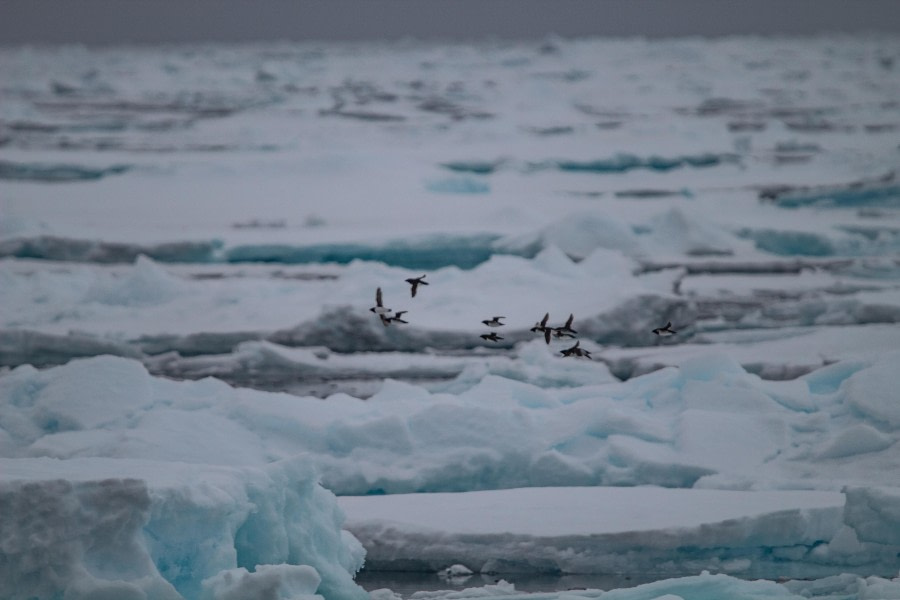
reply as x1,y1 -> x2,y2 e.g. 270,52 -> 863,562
2,35 -> 900,600
2,36 -> 900,387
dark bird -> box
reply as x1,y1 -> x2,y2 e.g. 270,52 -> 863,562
530,312 -> 549,332
652,321 -> 677,336
530,312 -> 552,344
560,341 -> 581,357
560,341 -> 592,359
553,314 -> 577,339
557,313 -> 577,335
405,275 -> 429,298
388,310 -> 409,324
482,316 -> 506,327
480,332 -> 503,342
369,287 -> 391,316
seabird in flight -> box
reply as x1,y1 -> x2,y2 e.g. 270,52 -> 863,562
530,312 -> 552,344
652,321 -> 677,336
369,287 -> 391,316
388,310 -> 409,324
405,275 -> 429,298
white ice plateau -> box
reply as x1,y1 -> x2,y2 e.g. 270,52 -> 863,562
2,35 -> 900,600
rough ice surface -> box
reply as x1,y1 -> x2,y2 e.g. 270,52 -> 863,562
2,352 -> 899,496
3,352 -> 900,597
0,456 -> 366,600
3,35 -> 900,600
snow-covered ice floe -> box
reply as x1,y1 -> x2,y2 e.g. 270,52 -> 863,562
339,486 -> 852,577
4,352 -> 900,495
2,351 -> 900,598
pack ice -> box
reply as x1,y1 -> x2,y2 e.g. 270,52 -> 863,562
2,349 -> 900,598
3,34 -> 900,600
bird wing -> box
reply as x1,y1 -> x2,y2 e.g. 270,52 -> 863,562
541,312 -> 549,326
376,287 -> 383,307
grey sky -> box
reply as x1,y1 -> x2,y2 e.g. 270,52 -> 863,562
1,0 -> 899,45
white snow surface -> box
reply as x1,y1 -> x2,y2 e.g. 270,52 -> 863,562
338,486 -> 844,537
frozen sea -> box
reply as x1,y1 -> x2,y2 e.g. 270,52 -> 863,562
1,35 -> 900,600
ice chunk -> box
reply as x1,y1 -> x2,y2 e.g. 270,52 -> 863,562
818,424 -> 893,459
843,486 -> 900,545
0,456 -> 367,600
1,355 -> 151,444
438,563 -> 474,585
645,207 -> 735,257
0,475 -> 180,600
200,564 -> 322,600
497,211 -> 643,260
804,360 -> 868,395
844,352 -> 900,429
85,255 -> 185,306
783,573 -> 900,600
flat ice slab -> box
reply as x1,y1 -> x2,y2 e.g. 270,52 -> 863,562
339,486 -> 843,536
339,486 -> 849,577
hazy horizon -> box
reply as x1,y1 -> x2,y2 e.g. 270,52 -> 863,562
2,0 -> 900,46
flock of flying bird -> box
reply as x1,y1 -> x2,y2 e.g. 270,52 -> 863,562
369,274 -> 678,359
